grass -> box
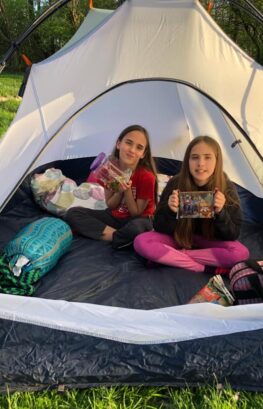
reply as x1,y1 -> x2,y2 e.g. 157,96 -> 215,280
0,385 -> 262,409
0,73 -> 23,97
0,73 -> 263,407
0,73 -> 22,137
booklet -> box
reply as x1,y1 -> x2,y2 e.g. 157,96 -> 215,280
178,191 -> 214,218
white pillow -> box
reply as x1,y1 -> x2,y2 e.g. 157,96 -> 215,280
157,173 -> 172,201
69,182 -> 106,210
31,169 -> 106,215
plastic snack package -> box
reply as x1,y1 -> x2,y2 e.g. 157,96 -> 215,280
89,152 -> 132,192
187,275 -> 235,306
178,191 -> 214,218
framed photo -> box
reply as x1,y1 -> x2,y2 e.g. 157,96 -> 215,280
178,191 -> 214,218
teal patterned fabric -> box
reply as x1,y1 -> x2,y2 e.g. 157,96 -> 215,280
4,217 -> 72,278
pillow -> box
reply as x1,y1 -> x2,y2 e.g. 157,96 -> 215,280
69,182 -> 106,210
31,168 -> 65,196
157,173 -> 172,201
31,168 -> 106,215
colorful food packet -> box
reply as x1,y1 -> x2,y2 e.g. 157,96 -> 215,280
89,153 -> 132,192
187,275 -> 235,306
178,191 -> 214,218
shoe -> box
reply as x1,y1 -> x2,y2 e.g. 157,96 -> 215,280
204,265 -> 230,275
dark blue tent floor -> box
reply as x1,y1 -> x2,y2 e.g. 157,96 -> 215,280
0,162 -> 263,391
0,214 -> 263,392
33,219 -> 263,307
0,156 -> 263,308
0,180 -> 262,308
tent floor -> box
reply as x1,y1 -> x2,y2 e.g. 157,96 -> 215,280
0,159 -> 262,306
0,199 -> 262,307
0,175 -> 263,391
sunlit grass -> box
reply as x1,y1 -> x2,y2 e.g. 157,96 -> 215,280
0,385 -> 262,409
0,98 -> 21,136
0,73 -> 22,137
0,73 -> 23,98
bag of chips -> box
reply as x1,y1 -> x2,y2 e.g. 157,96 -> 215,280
88,152 -> 132,192
188,275 -> 234,306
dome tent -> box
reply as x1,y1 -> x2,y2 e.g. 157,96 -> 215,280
0,0 -> 263,209
0,0 -> 263,391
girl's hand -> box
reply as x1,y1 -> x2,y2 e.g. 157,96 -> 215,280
214,188 -> 226,214
168,190 -> 179,213
106,180 -> 132,193
119,180 -> 132,193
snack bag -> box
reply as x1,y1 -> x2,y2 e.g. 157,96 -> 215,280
178,191 -> 214,218
88,153 -> 132,192
188,275 -> 235,306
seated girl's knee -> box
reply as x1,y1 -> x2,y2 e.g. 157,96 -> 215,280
134,232 -> 150,252
134,233 -> 144,248
239,244 -> 250,261
132,218 -> 153,233
230,242 -> 250,264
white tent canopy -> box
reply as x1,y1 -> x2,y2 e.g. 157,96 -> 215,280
55,6 -> 114,56
0,0 -> 262,211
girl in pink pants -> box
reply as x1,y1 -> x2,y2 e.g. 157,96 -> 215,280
134,136 -> 249,274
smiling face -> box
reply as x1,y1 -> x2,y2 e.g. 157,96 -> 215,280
116,130 -> 147,170
189,141 -> 217,186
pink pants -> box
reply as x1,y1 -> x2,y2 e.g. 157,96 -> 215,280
134,232 -> 249,273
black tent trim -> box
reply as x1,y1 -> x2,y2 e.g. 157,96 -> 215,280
1,315 -> 263,392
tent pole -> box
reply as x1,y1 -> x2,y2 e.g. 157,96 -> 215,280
226,0 -> 263,24
243,0 -> 263,20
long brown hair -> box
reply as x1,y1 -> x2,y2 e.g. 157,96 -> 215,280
175,136 -> 240,248
112,125 -> 158,204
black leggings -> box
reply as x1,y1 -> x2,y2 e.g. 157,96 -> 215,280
65,207 -> 153,249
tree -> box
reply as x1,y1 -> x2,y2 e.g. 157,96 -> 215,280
200,0 -> 263,64
0,0 -> 124,71
0,0 -> 33,70
1,0 -> 262,72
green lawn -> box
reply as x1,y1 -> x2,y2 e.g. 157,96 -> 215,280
1,384 -> 263,409
0,73 -> 22,137
0,73 -> 23,97
0,73 -> 262,408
